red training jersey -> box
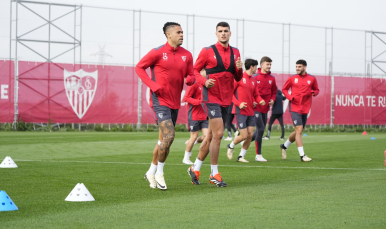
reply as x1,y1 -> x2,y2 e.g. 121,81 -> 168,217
194,42 -> 243,107
183,83 -> 207,121
232,71 -> 263,116
135,41 -> 195,109
252,68 -> 277,113
282,72 -> 320,114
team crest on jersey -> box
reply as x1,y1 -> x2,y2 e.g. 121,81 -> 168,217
182,56 -> 186,62
243,78 -> 246,84
252,82 -> 254,85
64,69 -> 98,119
211,110 -> 215,116
294,120 -> 297,124
239,123 -> 243,128
269,80 -> 272,84
294,78 -> 298,83
199,87 -> 201,90
255,114 -> 259,118
158,113 -> 163,119
307,80 -> 311,84
257,81 -> 260,84
163,53 -> 168,61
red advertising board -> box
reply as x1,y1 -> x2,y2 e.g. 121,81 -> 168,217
0,60 -> 14,122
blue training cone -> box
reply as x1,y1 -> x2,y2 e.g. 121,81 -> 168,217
0,190 -> 18,212
371,137 -> 376,140
303,134 -> 307,136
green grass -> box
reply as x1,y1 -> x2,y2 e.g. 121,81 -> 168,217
1,132 -> 385,228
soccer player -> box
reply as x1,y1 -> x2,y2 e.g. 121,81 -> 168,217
187,21 -> 243,187
251,57 -> 277,162
280,59 -> 319,161
182,78 -> 209,165
263,88 -> 286,140
224,105 -> 239,141
226,59 -> 265,163
135,22 -> 195,190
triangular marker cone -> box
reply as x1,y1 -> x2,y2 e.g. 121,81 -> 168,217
0,156 -> 18,168
65,183 -> 95,202
0,190 -> 18,211
362,131 -> 367,135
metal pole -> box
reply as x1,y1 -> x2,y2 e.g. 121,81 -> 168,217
14,0 -> 18,128
74,5 -> 76,65
365,31 -> 366,76
10,0 -> 12,61
80,5 -> 82,65
242,18 -> 244,61
137,10 -> 142,128
282,23 -> 284,73
330,75 -> 334,127
325,27 -> 327,75
186,14 -> 188,50
193,14 -> 195,60
288,23 -> 291,73
236,19 -> 238,48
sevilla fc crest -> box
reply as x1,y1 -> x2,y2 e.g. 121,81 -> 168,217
182,56 -> 186,62
294,78 -> 298,83
269,80 -> 272,84
307,80 -> 311,84
64,69 -> 98,119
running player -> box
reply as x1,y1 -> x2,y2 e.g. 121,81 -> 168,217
187,21 -> 243,187
182,73 -> 209,165
263,88 -> 286,140
226,59 -> 265,162
136,22 -> 195,190
280,59 -> 319,161
251,56 -> 277,162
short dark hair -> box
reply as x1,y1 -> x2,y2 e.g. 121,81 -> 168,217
296,59 -> 307,66
244,59 -> 258,70
260,56 -> 272,65
216,22 -> 230,30
163,22 -> 181,37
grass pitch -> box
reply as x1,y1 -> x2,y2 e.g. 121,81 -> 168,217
1,131 -> 385,228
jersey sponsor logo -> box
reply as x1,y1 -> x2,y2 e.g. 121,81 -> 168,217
210,110 -> 215,116
294,78 -> 298,83
243,78 -> 246,84
269,80 -> 272,84
64,69 -> 98,119
239,123 -> 243,128
307,80 -> 311,84
182,56 -> 186,62
294,120 -> 297,125
158,113 -> 163,119
163,53 -> 168,61
255,113 -> 259,118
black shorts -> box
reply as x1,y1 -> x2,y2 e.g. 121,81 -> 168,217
152,105 -> 179,126
203,103 -> 228,120
291,112 -> 308,128
236,114 -> 255,129
188,120 -> 209,132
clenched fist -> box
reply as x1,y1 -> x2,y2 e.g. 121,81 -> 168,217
236,57 -> 243,70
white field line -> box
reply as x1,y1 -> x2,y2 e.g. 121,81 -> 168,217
13,159 -> 386,171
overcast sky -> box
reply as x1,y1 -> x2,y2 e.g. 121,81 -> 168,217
0,0 -> 385,75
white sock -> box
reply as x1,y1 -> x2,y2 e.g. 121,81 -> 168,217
298,146 -> 305,157
239,148 -> 247,157
155,161 -> 164,175
147,163 -> 157,175
184,151 -> 192,160
211,164 -> 219,176
230,141 -> 236,148
284,139 -> 292,148
158,140 -> 161,145
194,140 -> 198,145
193,159 -> 203,171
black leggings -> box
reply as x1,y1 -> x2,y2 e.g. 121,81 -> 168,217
267,114 -> 285,138
251,112 -> 267,155
226,114 -> 237,137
